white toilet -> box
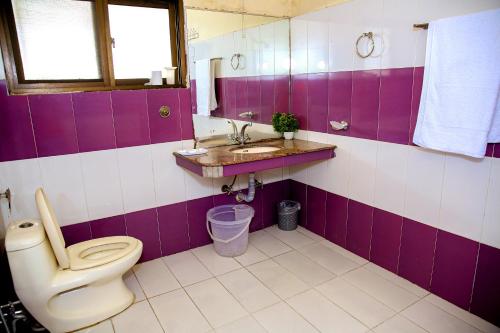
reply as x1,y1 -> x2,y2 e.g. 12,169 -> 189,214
5,188 -> 143,333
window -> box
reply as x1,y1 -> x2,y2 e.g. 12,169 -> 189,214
0,0 -> 187,94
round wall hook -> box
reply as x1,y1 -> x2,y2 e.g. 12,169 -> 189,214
355,32 -> 375,58
159,105 -> 170,118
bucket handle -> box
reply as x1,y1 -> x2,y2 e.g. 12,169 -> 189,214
206,218 -> 251,244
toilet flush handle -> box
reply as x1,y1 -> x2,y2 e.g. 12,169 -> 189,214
0,188 -> 11,213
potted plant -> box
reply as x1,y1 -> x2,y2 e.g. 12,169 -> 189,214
272,112 -> 300,140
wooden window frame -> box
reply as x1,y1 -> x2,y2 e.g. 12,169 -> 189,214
0,0 -> 187,95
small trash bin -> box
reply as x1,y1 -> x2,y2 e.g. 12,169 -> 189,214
278,200 -> 301,231
207,204 -> 254,257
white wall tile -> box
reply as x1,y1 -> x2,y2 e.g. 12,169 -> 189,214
328,2 -> 356,73
348,138 -> 378,206
0,159 -> 43,225
404,147 -> 445,227
151,142 -> 186,206
481,158 -> 500,248
39,154 -> 88,226
307,20 -> 329,73
374,142 -> 409,216
117,146 -> 156,213
439,154 -> 491,241
290,19 -> 308,75
325,135 -> 352,197
81,150 -> 124,220
184,170 -> 214,200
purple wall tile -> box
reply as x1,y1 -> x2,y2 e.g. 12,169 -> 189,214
61,222 -> 92,246
327,71 -> 352,136
187,196 -> 214,248
261,75 -> 275,124
484,144 -> 494,157
179,88 -> 194,140
307,73 -> 329,133
246,76 -> 261,123
370,209 -> 402,273
72,91 -> 116,152
225,78 -> 238,120
125,208 -> 161,262
111,90 -> 150,148
0,82 -> 37,162
409,67 -> 424,144
262,180 -> 286,228
378,68 -> 413,144
289,180 -> 308,226
306,185 -> 327,236
493,144 -> 500,159
346,199 -> 373,259
158,202 -> 190,256
291,74 -> 308,130
90,215 -> 126,238
247,187 -> 264,232
29,94 -> 79,157
190,80 -> 197,114
275,75 -> 290,117
470,244 -> 500,326
325,193 -> 348,247
235,77 -> 248,116
431,230 -> 479,309
147,89 -> 182,144
398,218 -> 437,290
350,69 -> 380,140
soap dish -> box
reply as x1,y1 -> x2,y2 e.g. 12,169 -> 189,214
177,148 -> 208,156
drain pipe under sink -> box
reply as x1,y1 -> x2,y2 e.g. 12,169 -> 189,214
236,173 -> 256,203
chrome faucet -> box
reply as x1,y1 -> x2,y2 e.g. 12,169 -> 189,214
227,120 -> 252,145
227,120 -> 239,143
239,123 -> 252,145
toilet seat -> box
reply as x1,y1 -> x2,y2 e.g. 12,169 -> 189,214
67,236 -> 140,271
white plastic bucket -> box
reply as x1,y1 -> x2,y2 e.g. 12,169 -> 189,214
206,204 -> 254,257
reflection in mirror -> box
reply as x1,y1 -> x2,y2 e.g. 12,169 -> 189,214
186,9 -> 290,148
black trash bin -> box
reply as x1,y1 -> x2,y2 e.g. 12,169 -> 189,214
278,200 -> 301,231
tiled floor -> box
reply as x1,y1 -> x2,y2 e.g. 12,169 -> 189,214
77,226 -> 500,333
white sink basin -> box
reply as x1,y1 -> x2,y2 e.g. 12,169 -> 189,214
231,146 -> 281,154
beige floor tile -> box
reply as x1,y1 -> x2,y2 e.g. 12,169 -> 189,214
185,278 -> 247,328
402,300 -> 482,333
424,294 -> 500,333
149,289 -> 212,333
316,278 -> 395,328
162,250 -> 213,286
254,302 -> 319,333
287,289 -> 369,333
123,270 -> 146,303
215,316 -> 267,333
217,268 -> 280,312
299,242 -> 360,275
74,320 -> 114,333
296,226 -> 325,242
364,263 -> 429,297
343,268 -> 419,311
192,245 -> 242,276
320,240 -> 368,265
234,244 -> 268,266
273,251 -> 335,286
372,315 -> 427,333
249,230 -> 292,257
133,258 -> 180,298
112,301 -> 163,333
247,259 -> 310,299
265,226 -> 317,249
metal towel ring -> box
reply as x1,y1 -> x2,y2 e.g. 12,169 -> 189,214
231,53 -> 241,70
355,32 -> 375,58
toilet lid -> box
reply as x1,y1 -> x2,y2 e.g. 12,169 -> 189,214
35,188 -> 70,269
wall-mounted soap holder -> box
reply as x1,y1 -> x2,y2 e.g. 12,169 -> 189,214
330,120 -> 349,131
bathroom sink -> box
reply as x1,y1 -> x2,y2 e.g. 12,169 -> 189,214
231,146 -> 281,154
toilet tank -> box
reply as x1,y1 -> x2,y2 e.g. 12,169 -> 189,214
5,220 -> 58,293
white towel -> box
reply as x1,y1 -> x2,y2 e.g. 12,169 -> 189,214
195,59 -> 218,116
413,9 -> 500,158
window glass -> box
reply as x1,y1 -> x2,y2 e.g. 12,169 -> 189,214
108,4 -> 172,79
12,0 -> 101,80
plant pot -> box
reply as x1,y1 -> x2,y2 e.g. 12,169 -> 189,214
283,132 -> 294,140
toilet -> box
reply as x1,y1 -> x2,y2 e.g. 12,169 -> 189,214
5,188 -> 143,333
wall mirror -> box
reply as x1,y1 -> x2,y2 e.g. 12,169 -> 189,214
186,8 -> 291,147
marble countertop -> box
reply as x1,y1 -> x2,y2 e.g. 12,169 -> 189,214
173,138 -> 336,167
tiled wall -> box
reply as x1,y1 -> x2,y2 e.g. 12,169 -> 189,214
290,179 -> 500,326
286,0 -> 500,326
